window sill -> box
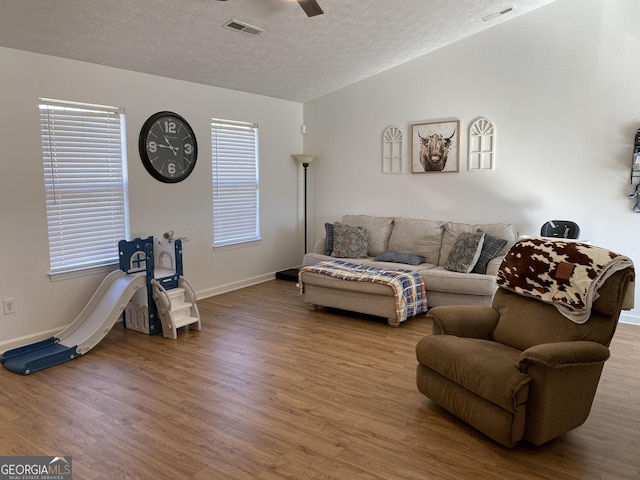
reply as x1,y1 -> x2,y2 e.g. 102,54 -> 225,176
49,263 -> 119,282
212,238 -> 262,252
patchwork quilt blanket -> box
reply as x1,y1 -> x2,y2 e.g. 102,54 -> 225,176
497,238 -> 634,324
298,260 -> 427,322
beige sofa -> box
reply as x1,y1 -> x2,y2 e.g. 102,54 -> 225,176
299,214 -> 518,324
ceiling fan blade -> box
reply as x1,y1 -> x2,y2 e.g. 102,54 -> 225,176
298,0 -> 324,17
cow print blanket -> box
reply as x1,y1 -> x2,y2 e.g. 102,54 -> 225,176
496,238 -> 634,324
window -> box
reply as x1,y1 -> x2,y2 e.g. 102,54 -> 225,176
382,125 -> 404,173
468,117 -> 496,171
211,118 -> 260,247
39,98 -> 129,276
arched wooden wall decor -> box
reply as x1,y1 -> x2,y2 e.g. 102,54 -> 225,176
468,117 -> 496,171
382,126 -> 404,173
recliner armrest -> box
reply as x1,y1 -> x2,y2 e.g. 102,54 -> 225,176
426,305 -> 499,338
519,341 -> 610,370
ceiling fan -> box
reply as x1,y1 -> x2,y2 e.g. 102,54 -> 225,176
297,0 -> 324,17
216,0 -> 324,18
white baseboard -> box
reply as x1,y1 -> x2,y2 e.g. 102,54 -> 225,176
619,311 -> 640,326
196,272 -> 276,300
0,327 -> 65,354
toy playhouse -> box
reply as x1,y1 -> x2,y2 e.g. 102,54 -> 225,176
119,235 -> 201,339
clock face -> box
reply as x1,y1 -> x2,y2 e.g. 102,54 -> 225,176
139,111 -> 198,183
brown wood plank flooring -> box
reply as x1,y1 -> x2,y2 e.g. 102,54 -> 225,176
0,279 -> 639,479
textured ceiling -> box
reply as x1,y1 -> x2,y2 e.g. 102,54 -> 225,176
0,0 -> 557,102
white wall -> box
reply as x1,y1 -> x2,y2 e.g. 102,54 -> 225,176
2,0 -> 639,349
303,0 -> 640,324
0,47 -> 304,348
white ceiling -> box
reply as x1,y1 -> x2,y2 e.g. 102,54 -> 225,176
0,0 -> 557,103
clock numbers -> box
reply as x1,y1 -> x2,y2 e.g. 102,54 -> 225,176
168,163 -> 176,175
164,121 -> 177,134
184,143 -> 192,155
148,141 -> 157,153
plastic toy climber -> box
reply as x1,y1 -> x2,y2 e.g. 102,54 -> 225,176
1,235 -> 200,375
119,235 -> 201,339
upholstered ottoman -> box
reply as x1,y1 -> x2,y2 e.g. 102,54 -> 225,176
298,261 -> 427,326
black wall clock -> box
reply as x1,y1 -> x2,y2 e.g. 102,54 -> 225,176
139,111 -> 198,183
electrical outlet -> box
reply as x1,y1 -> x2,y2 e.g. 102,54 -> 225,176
3,298 -> 15,315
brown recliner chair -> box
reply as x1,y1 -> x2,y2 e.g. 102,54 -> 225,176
415,240 -> 634,447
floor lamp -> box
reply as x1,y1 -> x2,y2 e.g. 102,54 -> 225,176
275,154 -> 316,282
293,154 -> 315,254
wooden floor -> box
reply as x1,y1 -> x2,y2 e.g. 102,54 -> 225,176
1,280 -> 639,479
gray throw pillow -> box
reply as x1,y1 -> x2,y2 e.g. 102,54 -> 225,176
331,222 -> 369,258
445,231 -> 485,273
374,251 -> 426,265
472,229 -> 508,274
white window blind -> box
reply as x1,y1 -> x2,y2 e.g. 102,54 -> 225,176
211,118 -> 260,247
39,98 -> 130,275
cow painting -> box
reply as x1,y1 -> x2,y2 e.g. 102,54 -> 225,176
418,129 -> 456,172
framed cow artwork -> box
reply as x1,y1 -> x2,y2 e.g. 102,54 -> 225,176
411,119 -> 460,173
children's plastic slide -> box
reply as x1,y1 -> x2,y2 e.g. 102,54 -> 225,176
1,270 -> 146,375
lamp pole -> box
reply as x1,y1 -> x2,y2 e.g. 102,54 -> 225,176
292,154 -> 316,255
302,161 -> 310,253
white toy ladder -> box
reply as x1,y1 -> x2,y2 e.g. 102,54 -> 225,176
151,277 -> 201,339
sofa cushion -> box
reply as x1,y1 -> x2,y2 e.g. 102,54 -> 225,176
422,266 -> 499,295
388,217 -> 444,265
445,231 -> 485,273
440,222 -> 517,266
472,229 -> 508,274
342,215 -> 394,257
374,251 -> 426,265
331,222 -> 369,258
303,251 -> 332,267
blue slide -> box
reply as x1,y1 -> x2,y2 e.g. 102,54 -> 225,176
1,270 -> 146,375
